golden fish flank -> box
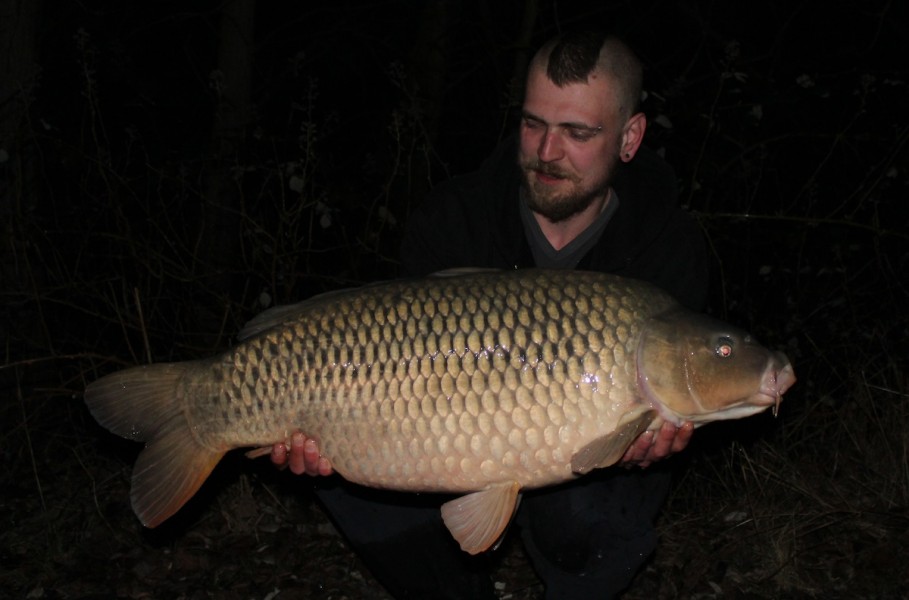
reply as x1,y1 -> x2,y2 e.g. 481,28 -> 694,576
84,268 -> 795,555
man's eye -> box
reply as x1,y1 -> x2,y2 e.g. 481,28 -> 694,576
522,118 -> 542,130
567,128 -> 595,142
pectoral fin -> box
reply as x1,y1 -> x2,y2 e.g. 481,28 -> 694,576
440,481 -> 521,555
570,408 -> 657,474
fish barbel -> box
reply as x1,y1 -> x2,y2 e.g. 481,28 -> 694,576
84,269 -> 795,553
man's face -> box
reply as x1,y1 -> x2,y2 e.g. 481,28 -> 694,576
518,66 -> 626,223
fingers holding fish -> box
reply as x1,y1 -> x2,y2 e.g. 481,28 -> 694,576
270,431 -> 334,476
620,421 -> 694,468
669,421 -> 695,455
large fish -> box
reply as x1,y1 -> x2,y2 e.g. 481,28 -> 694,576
85,269 -> 795,554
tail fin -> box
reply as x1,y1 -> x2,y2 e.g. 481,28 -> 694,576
84,363 -> 225,527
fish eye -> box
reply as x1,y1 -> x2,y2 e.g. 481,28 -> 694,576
715,336 -> 735,358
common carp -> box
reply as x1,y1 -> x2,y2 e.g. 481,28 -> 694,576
84,269 -> 795,554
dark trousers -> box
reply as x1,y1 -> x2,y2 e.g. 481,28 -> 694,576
314,467 -> 671,599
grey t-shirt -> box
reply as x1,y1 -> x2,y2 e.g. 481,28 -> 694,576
519,189 -> 619,269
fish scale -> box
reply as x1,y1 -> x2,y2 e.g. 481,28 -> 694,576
84,268 -> 795,554
197,271 -> 650,492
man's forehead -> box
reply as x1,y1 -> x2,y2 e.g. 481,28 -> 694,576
523,67 -> 618,121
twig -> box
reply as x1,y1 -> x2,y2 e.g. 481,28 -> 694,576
0,352 -> 131,371
133,287 -> 153,364
694,211 -> 908,239
17,375 -> 53,547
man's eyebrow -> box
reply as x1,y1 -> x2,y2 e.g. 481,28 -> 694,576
521,110 -> 545,122
521,111 -> 601,131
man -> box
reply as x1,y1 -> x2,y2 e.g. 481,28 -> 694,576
272,31 -> 707,598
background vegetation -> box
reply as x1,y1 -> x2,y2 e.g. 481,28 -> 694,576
2,0 -> 907,597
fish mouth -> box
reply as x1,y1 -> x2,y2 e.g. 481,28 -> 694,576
757,352 -> 796,417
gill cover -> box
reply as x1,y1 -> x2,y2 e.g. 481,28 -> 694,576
636,308 -> 774,423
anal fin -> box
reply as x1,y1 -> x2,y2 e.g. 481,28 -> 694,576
440,481 -> 521,555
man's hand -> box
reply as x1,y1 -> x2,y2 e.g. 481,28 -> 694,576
270,431 -> 333,476
620,421 -> 694,468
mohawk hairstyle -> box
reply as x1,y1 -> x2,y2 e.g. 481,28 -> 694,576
545,30 -> 608,86
538,30 -> 644,119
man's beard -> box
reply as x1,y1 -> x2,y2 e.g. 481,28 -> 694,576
519,157 -> 616,223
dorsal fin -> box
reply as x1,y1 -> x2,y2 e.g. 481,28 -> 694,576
237,288 -> 359,340
428,267 -> 501,277
238,270 -> 501,340
238,303 -> 308,340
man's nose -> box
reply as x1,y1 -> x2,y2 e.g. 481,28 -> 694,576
537,128 -> 564,162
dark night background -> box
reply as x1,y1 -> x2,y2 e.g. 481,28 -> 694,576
2,1 -> 908,598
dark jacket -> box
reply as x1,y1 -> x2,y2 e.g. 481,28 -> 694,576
400,135 -> 708,311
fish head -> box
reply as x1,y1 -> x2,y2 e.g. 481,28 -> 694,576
636,309 -> 795,425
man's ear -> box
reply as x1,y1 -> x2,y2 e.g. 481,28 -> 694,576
619,112 -> 647,162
